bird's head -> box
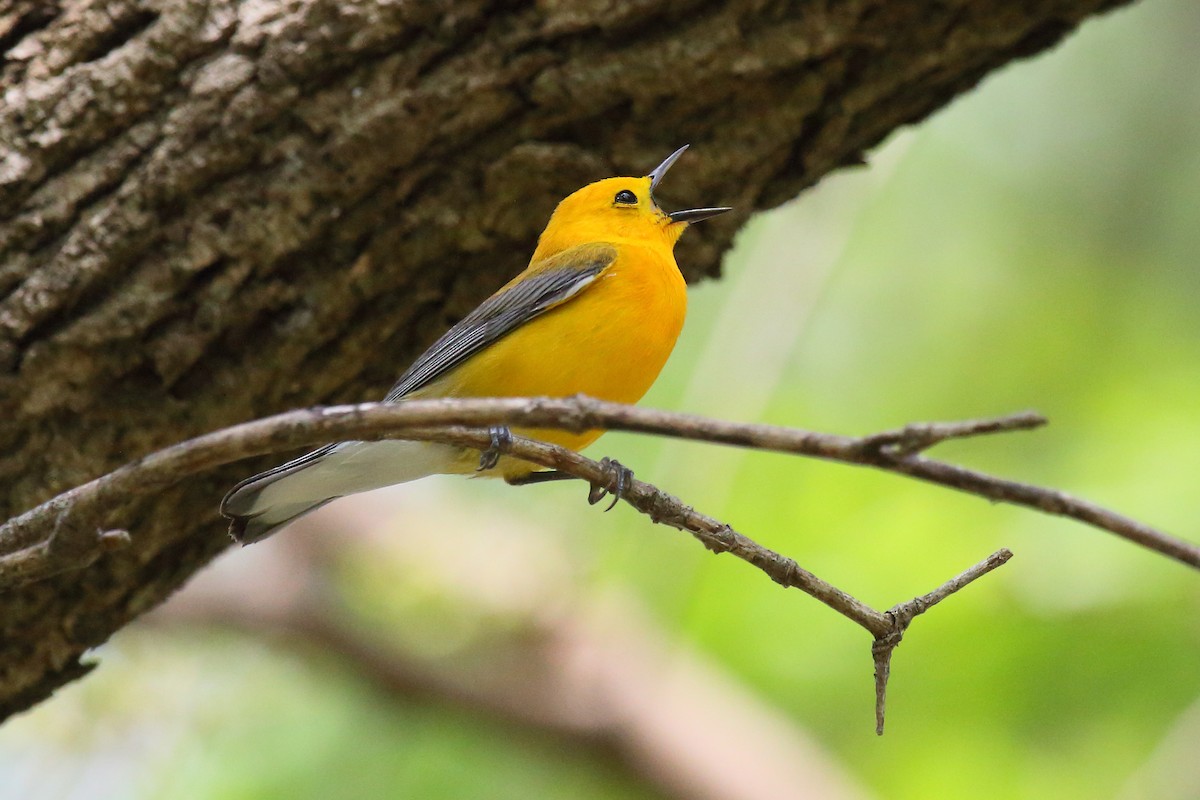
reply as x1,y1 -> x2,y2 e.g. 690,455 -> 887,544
532,146 -> 731,260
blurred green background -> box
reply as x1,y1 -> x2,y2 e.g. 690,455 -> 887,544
3,1 -> 1198,797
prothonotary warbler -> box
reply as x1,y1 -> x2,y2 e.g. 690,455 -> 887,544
222,146 -> 730,543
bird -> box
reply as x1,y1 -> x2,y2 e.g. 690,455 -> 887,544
221,145 -> 731,543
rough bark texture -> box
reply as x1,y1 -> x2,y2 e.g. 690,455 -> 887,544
0,0 -> 1130,720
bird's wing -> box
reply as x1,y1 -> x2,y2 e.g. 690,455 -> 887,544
384,242 -> 617,401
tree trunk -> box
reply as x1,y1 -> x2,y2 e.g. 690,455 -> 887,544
0,0 -> 1129,719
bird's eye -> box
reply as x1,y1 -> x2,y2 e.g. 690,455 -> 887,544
614,189 -> 638,205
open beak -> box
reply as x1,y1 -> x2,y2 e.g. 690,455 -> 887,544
648,145 -> 689,192
667,206 -> 732,224
647,145 -> 733,225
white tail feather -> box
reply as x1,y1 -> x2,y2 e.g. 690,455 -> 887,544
224,440 -> 463,543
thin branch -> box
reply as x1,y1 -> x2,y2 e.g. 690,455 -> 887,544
855,413 -> 1048,457
4,396 -> 1188,572
871,548 -> 1013,735
0,394 -> 1190,729
895,548 -> 1015,616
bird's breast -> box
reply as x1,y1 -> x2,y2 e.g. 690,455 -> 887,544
439,242 -> 687,458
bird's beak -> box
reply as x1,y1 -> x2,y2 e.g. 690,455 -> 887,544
647,145 -> 733,225
667,206 -> 732,224
648,145 -> 689,192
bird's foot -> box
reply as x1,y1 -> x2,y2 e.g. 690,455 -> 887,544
477,425 -> 512,471
588,457 -> 633,512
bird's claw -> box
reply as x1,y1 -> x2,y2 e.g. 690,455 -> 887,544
588,457 -> 632,512
477,425 -> 512,471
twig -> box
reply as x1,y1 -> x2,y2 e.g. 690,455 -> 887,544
0,395 -> 1190,729
871,548 -> 1013,735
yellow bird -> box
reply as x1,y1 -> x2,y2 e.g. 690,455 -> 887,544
222,146 -> 730,543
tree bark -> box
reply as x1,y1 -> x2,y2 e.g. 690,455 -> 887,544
0,0 -> 1130,720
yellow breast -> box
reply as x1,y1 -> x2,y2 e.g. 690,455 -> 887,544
432,241 -> 687,475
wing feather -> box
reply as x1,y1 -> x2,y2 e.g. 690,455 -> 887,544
385,243 -> 616,400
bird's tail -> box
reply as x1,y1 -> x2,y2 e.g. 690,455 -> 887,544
221,439 -> 462,544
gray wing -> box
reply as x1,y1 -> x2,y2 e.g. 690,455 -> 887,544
384,242 -> 616,401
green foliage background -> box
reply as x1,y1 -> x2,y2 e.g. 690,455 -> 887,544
3,1 -> 1197,797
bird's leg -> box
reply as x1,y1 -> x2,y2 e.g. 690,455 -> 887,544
477,425 -> 512,471
587,457 -> 633,512
506,470 -> 575,486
